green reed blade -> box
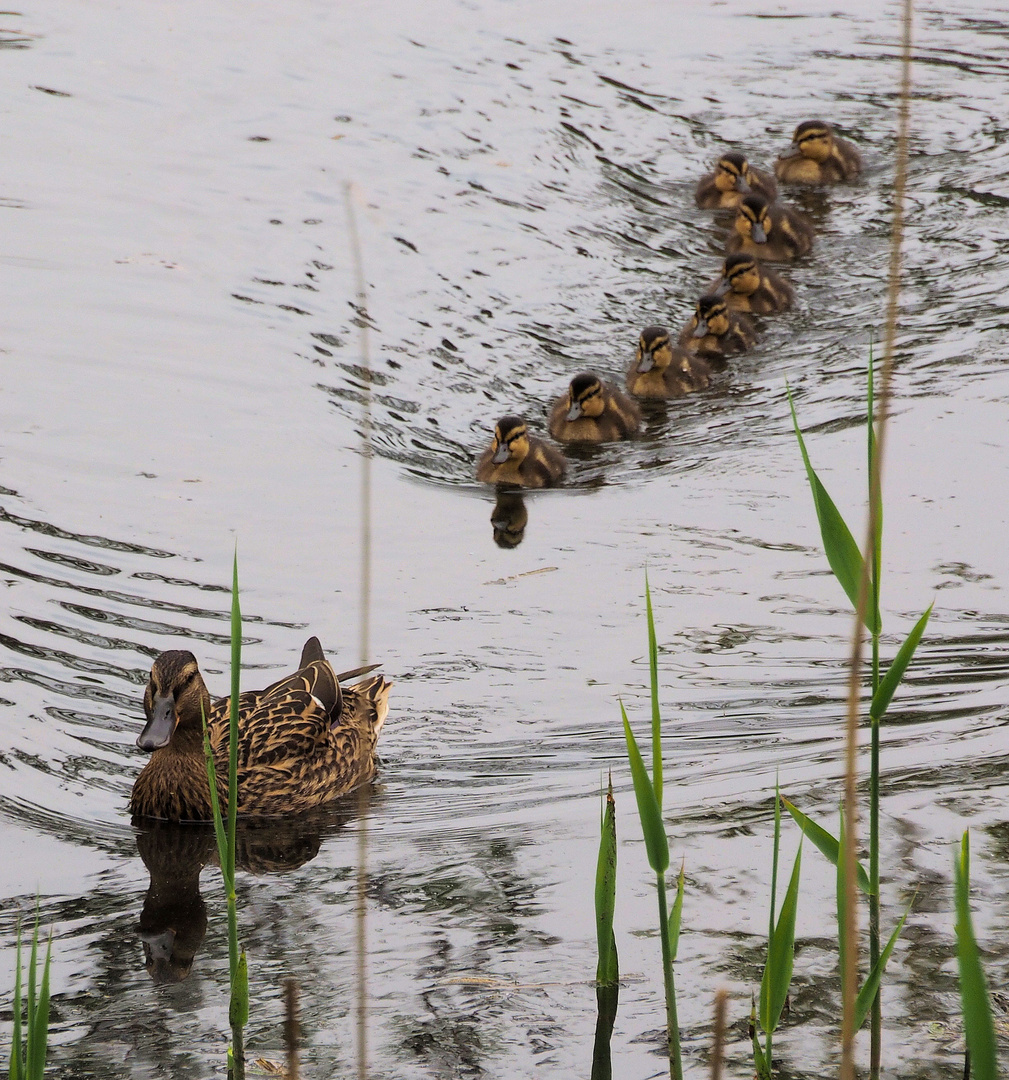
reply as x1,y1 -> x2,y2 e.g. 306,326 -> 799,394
751,1004 -> 771,1080
228,551 -> 241,885
869,604 -> 933,721
595,776 -> 619,987
645,574 -> 662,809
230,951 -> 250,1029
782,797 -> 872,894
854,903 -> 910,1031
760,841 -> 802,1036
867,349 -> 883,579
26,933 -> 51,1080
837,812 -> 848,996
955,832 -> 997,1080
620,702 -> 668,875
787,387 -> 880,634
668,861 -> 684,962
9,916 -> 22,1080
202,706 -> 232,892
25,916 -> 37,1070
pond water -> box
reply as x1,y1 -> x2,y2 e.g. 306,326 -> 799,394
2,0 -> 1009,1076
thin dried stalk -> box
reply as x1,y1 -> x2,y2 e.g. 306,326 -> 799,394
711,989 -> 729,1080
283,979 -> 300,1080
839,1 -> 914,1076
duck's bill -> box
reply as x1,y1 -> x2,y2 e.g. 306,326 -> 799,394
636,354 -> 655,373
714,278 -> 731,297
752,224 -> 767,243
492,443 -> 510,464
137,694 -> 176,751
566,403 -> 583,422
692,320 -> 709,338
735,176 -> 751,193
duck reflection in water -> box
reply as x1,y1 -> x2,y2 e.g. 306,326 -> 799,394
135,801 -> 359,983
490,492 -> 528,548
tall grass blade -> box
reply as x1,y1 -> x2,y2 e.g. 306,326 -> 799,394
751,1002 -> 771,1080
228,551 -> 241,884
759,842 -> 802,1035
954,832 -> 997,1080
595,776 -> 619,986
645,575 -> 662,808
869,604 -> 933,721
787,388 -> 880,634
782,798 -> 871,894
668,861 -> 685,962
24,921 -> 37,1073
25,934 -> 50,1080
203,708 -> 231,889
854,904 -> 910,1031
837,812 -> 848,997
9,916 -> 22,1080
230,951 -> 250,1029
620,703 -> 668,875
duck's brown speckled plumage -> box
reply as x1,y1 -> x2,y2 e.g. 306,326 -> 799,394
130,638 -> 391,822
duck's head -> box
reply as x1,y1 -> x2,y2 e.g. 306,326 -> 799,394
735,194 -> 773,244
565,373 -> 605,421
716,252 -> 761,298
691,295 -> 731,339
490,416 -> 530,465
635,326 -> 673,373
138,651 -> 212,751
790,120 -> 834,163
712,151 -> 753,194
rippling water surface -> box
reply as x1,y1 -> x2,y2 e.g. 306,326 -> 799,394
2,0 -> 1009,1076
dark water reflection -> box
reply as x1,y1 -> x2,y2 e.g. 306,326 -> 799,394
3,0 -> 1009,1077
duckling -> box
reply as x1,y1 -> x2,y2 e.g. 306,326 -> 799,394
726,194 -> 814,262
130,637 -> 391,821
712,252 -> 794,314
627,326 -> 711,399
476,416 -> 566,488
774,120 -> 862,184
548,373 -> 641,443
678,295 -> 756,359
695,150 -> 778,210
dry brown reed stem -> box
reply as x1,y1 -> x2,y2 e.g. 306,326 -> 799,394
839,1 -> 913,1077
344,180 -> 373,1080
283,978 -> 300,1080
710,989 -> 728,1080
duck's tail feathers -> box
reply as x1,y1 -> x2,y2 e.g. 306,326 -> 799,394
299,636 -> 326,669
336,662 -> 381,683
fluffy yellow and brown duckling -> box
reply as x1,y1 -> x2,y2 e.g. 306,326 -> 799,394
548,373 -> 641,443
476,415 -> 566,487
774,120 -> 862,184
712,252 -> 795,314
695,150 -> 778,209
726,194 -> 814,262
678,294 -> 757,359
130,638 -> 391,821
627,326 -> 711,398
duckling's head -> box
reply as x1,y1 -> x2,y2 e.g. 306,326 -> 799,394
791,120 -> 834,163
692,295 -> 731,339
717,252 -> 761,297
565,373 -> 605,420
735,195 -> 772,244
490,416 -> 530,465
636,326 -> 673,373
713,151 -> 753,194
138,651 -> 212,751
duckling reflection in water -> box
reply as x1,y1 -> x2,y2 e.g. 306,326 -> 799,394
130,637 -> 391,822
476,416 -> 566,488
549,373 -> 641,443
695,150 -> 778,210
712,252 -> 794,314
627,326 -> 711,399
775,120 -> 862,184
678,295 -> 756,360
491,492 -> 527,548
726,194 -> 814,262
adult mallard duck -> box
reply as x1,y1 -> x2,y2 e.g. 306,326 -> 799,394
130,638 -> 391,822
695,150 -> 778,209
712,252 -> 794,314
774,120 -> 862,184
476,416 -> 566,487
678,295 -> 756,359
548,373 -> 641,443
726,194 -> 814,262
627,326 -> 711,398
